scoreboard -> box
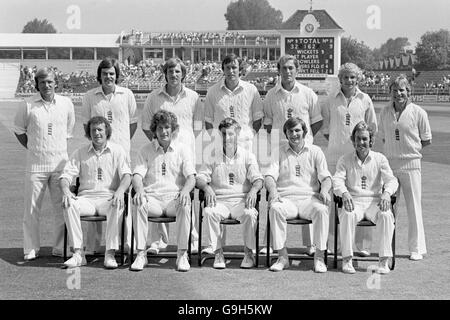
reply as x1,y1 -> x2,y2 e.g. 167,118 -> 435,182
285,37 -> 334,79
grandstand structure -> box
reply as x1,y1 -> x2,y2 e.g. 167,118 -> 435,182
0,9 -> 449,100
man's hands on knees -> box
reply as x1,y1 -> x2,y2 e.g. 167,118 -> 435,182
62,191 -> 77,209
132,191 -> 147,207
111,191 -> 125,209
342,192 -> 354,212
378,191 -> 391,212
245,189 -> 258,209
204,186 -> 216,208
267,190 -> 282,206
177,190 -> 191,207
318,189 -> 331,207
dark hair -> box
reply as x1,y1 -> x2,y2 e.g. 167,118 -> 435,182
218,117 -> 241,132
34,67 -> 56,91
283,117 -> 308,139
221,53 -> 243,71
277,55 -> 299,72
97,58 -> 120,84
351,121 -> 374,147
85,116 -> 112,140
150,110 -> 179,139
163,57 -> 187,82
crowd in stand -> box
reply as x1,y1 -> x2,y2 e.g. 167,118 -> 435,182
17,65 -> 97,94
121,30 -> 278,45
15,61 -> 450,94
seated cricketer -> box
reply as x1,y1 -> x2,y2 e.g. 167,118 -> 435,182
59,116 -> 132,269
333,121 -> 399,274
196,118 -> 263,269
130,110 -> 196,272
265,117 -> 332,273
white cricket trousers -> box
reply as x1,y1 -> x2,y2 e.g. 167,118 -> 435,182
63,195 -> 123,251
269,196 -> 329,251
327,164 -> 373,252
23,171 -> 64,255
393,168 -> 426,255
85,191 -> 132,252
133,196 -> 191,251
339,199 -> 394,258
203,199 -> 258,251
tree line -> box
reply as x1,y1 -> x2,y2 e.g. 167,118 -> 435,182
21,0 -> 450,71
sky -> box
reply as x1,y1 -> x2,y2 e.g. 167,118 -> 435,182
0,0 -> 449,49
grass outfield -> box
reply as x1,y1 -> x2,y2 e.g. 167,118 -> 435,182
0,99 -> 449,300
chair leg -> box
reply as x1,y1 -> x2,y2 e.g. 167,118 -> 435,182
188,206 -> 192,262
391,225 -> 396,270
266,210 -> 270,268
334,203 -> 338,269
63,225 -> 68,261
255,209 -> 259,268
120,204 -> 126,266
130,219 -> 135,266
198,202 -> 203,267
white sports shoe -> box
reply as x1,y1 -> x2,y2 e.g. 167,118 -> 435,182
377,257 -> 390,274
314,257 -> 327,273
213,250 -> 226,269
176,252 -> 190,272
259,247 -> 274,254
201,245 -> 215,255
130,251 -> 148,271
24,249 -> 39,261
269,256 -> 289,272
240,249 -> 255,269
64,252 -> 86,268
147,240 -> 168,255
409,252 -> 423,261
104,252 -> 118,269
342,257 -> 356,274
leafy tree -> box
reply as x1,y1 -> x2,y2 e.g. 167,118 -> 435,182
224,0 -> 282,30
373,37 -> 410,61
341,36 -> 377,70
415,29 -> 450,69
22,18 -> 57,33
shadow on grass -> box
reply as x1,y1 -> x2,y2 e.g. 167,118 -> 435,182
0,246 -> 66,269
